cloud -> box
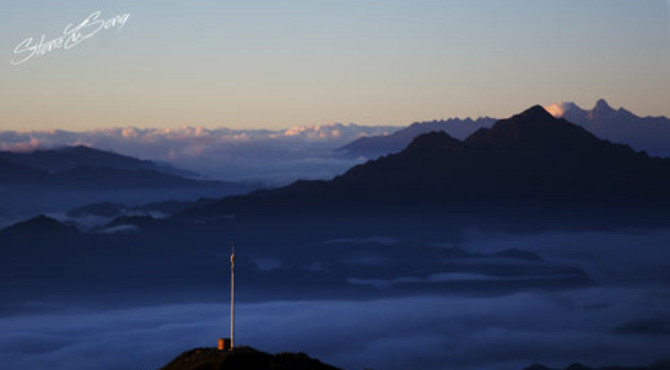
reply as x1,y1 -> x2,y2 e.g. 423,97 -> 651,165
0,137 -> 43,152
458,228 -> 670,285
0,124 -> 398,183
98,224 -> 140,234
543,101 -> 583,118
1,288 -> 669,370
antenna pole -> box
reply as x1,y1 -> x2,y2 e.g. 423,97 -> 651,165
230,242 -> 235,350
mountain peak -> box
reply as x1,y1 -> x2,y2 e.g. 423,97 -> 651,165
594,98 -> 613,111
407,131 -> 460,148
517,105 -> 555,121
1,215 -> 79,235
402,131 -> 461,157
501,105 -> 556,127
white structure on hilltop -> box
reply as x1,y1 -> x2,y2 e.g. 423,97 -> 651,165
217,242 -> 236,352
230,242 -> 235,350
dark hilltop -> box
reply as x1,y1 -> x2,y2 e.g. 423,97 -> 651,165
160,347 -> 342,370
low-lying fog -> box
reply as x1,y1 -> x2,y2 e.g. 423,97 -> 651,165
2,229 -> 669,370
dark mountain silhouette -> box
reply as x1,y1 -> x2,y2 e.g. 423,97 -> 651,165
162,347 -> 669,370
66,202 -> 130,218
334,105 -> 670,204
0,146 -> 229,190
100,215 -> 172,232
179,105 -> 670,221
47,165 -> 217,189
0,215 -> 80,237
337,117 -> 496,158
0,145 -> 193,176
161,347 -> 341,370
66,198 -> 219,219
0,157 -> 47,183
135,198 -> 219,215
546,99 -> 670,157
338,99 -> 670,160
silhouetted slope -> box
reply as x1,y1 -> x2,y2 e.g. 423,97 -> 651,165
48,165 -> 215,189
0,157 -> 46,183
1,215 -> 73,234
67,202 -> 130,218
178,105 -> 670,220
66,198 -> 219,219
335,105 -> 669,203
341,99 -> 670,160
0,215 -> 79,237
0,145 -> 172,173
0,146 -> 221,189
161,347 -> 341,370
162,347 -> 669,370
337,117 -> 495,158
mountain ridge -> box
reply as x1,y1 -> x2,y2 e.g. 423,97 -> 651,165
337,117 -> 496,158
544,99 -> 670,157
0,146 -> 229,190
338,99 -> 670,159
177,105 -> 670,221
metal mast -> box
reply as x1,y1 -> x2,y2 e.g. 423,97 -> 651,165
230,242 -> 235,350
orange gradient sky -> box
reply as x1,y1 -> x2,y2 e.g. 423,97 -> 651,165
2,0 -> 670,131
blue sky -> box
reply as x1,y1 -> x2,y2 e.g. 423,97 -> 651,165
2,0 -> 669,130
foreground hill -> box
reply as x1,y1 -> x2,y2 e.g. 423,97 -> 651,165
160,347 -> 341,370
180,105 -> 670,221
162,347 -> 670,370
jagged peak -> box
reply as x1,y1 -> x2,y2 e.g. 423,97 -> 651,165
594,98 -> 613,111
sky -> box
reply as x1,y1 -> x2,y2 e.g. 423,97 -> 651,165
2,0 -> 670,131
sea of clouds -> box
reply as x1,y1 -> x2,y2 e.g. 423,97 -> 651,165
1,288 -> 669,370
0,124 -> 398,184
3,229 -> 670,370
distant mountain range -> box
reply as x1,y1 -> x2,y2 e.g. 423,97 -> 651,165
336,117 -> 496,158
180,105 -> 670,221
0,145 -> 193,176
338,99 -> 670,159
4,100 -> 666,183
545,99 -> 670,157
0,124 -> 398,183
0,211 -> 592,309
0,145 -> 222,189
